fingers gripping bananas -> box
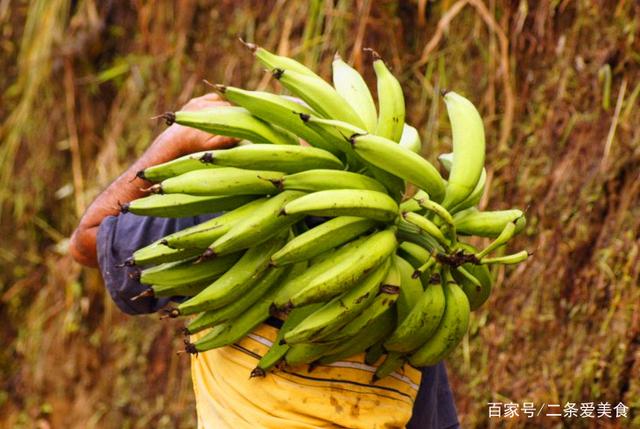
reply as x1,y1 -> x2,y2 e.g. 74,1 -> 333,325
124,41 -> 531,380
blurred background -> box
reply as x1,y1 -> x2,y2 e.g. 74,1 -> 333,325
1,0 -> 638,427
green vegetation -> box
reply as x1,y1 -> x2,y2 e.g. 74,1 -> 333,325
1,1 -> 638,427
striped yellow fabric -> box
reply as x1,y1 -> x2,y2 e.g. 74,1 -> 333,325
191,323 -> 422,428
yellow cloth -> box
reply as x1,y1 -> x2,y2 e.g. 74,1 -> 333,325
191,323 -> 422,429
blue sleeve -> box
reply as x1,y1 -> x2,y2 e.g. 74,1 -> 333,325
96,212 -> 215,315
407,363 -> 460,428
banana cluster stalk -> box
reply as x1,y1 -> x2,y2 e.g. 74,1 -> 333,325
123,41 -> 530,380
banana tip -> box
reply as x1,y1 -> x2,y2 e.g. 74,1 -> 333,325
135,170 -> 147,180
200,152 -> 215,163
363,47 -> 381,61
250,367 -> 266,378
333,51 -> 342,61
272,68 -> 284,79
439,88 -> 450,97
160,112 -> 176,125
184,342 -> 198,355
119,201 -> 130,213
238,38 -> 257,52
299,113 -> 311,122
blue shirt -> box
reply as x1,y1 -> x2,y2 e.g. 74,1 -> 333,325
97,212 -> 460,428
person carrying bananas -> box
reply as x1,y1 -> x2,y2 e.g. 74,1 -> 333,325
70,93 -> 460,429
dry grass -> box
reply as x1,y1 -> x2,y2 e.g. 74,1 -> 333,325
1,1 -> 639,427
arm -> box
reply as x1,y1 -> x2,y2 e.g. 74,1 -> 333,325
70,94 -> 237,267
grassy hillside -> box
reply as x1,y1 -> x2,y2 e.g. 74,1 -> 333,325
1,1 -> 638,427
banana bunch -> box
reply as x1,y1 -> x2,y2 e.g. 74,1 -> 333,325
123,42 -> 530,380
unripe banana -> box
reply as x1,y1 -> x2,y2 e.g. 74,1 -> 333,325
453,208 -> 526,238
285,229 -> 397,308
274,169 -> 387,194
273,68 -> 366,129
371,51 -> 405,142
394,255 -> 425,321
149,281 -> 210,298
373,352 -> 406,381
397,241 -> 431,269
384,280 -> 446,353
166,106 -> 298,145
271,237 -> 369,308
408,272 -> 471,367
185,266 -> 287,334
206,191 -> 305,256
197,144 -> 343,173
332,53 -> 377,132
316,310 -> 395,365
364,342 -> 386,366
140,253 -> 240,288
137,150 -> 217,182
187,265 -> 290,354
177,232 -> 286,315
271,216 -> 378,266
162,198 -> 266,249
350,134 -> 445,202
241,40 -> 317,77
282,258 -> 390,344
399,123 -> 422,154
152,167 -> 283,196
282,189 -> 399,222
440,91 -> 486,209
476,218 -> 519,258
123,194 -> 255,218
251,303 -> 324,377
480,250 -> 529,265
284,341 -> 339,367
328,286 -> 400,343
402,211 -> 450,249
216,85 -> 343,156
438,152 -> 487,213
129,241 -> 203,266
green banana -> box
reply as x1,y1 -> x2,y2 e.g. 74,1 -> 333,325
216,85 -> 343,155
397,241 -> 431,269
399,123 -> 422,154
476,219 -> 519,258
176,233 -> 286,315
285,229 -> 397,308
395,255 -> 425,321
364,342 -> 386,366
332,53 -> 377,132
251,303 -> 324,377
122,194 -> 255,218
242,40 -> 317,77
206,191 -> 305,256
271,237 -> 369,308
316,310 -> 395,364
453,208 -> 526,237
440,91 -> 486,209
162,198 -> 266,249
408,272 -> 471,367
373,352 -> 406,381
298,114 -> 367,136
384,280 -> 446,353
438,152 -> 486,213
402,211 -> 450,249
284,341 -> 339,367
480,250 -> 529,265
271,216 -> 378,266
140,253 -> 240,287
137,150 -> 217,182
129,241 -> 203,266
166,105 -> 298,145
185,266 -> 287,334
350,134 -> 445,202
371,51 -> 405,142
273,68 -> 366,129
282,189 -> 399,222
151,167 -> 283,196
187,266 -> 290,354
329,286 -> 400,343
150,281 -> 211,298
274,169 -> 387,194
282,258 -> 390,344
197,144 -> 343,173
